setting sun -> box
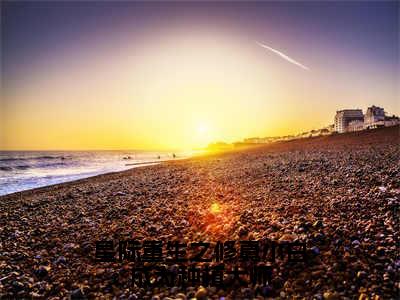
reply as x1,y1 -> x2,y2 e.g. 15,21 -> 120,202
196,122 -> 209,135
1,2 -> 399,298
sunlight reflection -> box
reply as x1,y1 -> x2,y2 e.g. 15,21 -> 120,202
210,202 -> 221,214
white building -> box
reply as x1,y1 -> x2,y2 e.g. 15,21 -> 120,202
364,105 -> 385,128
384,116 -> 400,127
334,109 -> 364,133
243,137 -> 265,144
347,120 -> 364,132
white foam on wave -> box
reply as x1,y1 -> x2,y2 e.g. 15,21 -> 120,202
0,150 -> 193,196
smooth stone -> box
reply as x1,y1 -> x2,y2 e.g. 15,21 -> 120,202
70,288 -> 85,300
175,293 -> 187,300
194,287 -> 208,300
323,292 -> 339,300
55,256 -> 67,264
34,266 -> 48,279
262,285 -> 274,297
313,220 -> 323,228
311,246 -> 321,255
272,276 -> 284,289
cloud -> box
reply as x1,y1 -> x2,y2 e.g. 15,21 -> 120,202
256,41 -> 310,71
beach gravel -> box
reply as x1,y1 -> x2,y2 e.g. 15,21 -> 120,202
0,126 -> 399,299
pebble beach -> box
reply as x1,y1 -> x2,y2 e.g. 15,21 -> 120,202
1,126 -> 399,299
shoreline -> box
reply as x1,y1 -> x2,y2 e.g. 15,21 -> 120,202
1,126 -> 395,201
1,126 -> 399,299
0,157 -> 191,199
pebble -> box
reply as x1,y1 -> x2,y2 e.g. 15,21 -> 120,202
313,220 -> 323,228
0,126 -> 398,299
238,226 -> 248,237
311,246 -> 321,255
323,291 -> 339,300
55,256 -> 67,265
358,293 -> 368,300
11,280 -> 24,292
34,266 -> 48,279
357,271 -> 366,279
194,287 -> 207,300
175,293 -> 187,300
70,288 -> 85,299
272,276 -> 285,289
262,285 -> 274,297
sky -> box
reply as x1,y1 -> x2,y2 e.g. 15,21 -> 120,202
1,1 -> 398,150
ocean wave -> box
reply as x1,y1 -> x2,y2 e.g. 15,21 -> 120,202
0,166 -> 13,171
15,165 -> 31,170
0,150 -> 191,195
0,162 -> 68,171
37,162 -> 67,168
0,155 -> 68,162
36,155 -> 67,160
0,165 -> 31,171
0,157 -> 27,162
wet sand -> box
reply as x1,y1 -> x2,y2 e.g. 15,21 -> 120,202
1,126 -> 399,299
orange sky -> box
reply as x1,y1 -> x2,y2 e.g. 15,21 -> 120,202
1,2 -> 398,150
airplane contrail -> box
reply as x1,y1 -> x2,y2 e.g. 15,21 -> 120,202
256,41 -> 310,71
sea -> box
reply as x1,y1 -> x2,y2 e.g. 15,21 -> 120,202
0,150 -> 194,196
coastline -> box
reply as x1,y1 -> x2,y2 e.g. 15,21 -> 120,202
0,161 -> 160,200
1,126 -> 399,298
1,126 -> 396,201
0,156 -> 189,198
